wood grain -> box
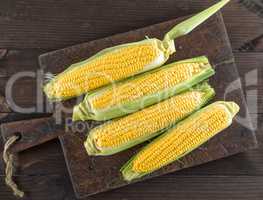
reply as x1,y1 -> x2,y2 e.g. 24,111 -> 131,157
1,174 -> 263,200
0,0 -> 262,50
1,117 -> 64,153
0,112 -> 49,124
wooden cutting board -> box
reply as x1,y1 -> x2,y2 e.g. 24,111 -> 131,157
1,12 -> 257,199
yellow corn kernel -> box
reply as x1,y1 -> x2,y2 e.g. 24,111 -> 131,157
91,62 -> 205,110
84,84 -> 214,156
133,104 -> 229,172
44,41 -> 164,100
121,101 -> 239,181
95,92 -> 202,148
72,56 -> 214,121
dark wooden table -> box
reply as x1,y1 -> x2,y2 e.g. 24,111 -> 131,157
0,0 -> 263,199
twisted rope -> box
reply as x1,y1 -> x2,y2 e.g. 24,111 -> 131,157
3,135 -> 24,198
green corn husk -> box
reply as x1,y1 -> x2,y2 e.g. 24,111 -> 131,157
73,56 -> 215,121
121,101 -> 239,182
44,0 -> 230,101
84,82 -> 215,156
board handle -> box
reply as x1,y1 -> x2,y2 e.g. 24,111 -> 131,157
1,117 -> 65,153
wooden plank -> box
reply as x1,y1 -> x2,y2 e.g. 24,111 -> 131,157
0,49 -> 48,113
0,49 -> 43,78
0,0 -> 262,50
1,174 -> 263,200
1,117 -> 64,152
0,78 -> 41,111
223,1 -> 263,51
0,112 -> 49,124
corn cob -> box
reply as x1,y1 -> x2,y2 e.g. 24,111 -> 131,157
84,82 -> 215,156
121,101 -> 240,181
73,56 -> 215,121
44,0 -> 229,100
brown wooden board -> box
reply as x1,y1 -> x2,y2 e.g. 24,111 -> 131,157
36,13 -> 257,198
2,14 -> 256,197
